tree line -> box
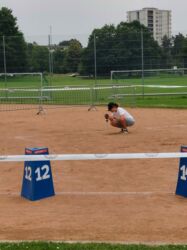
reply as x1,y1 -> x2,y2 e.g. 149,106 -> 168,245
0,7 -> 187,76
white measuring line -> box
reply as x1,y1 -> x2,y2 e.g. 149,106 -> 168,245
56,191 -> 174,196
0,152 -> 186,162
0,191 -> 174,196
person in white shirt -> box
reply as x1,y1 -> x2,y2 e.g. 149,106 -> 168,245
105,102 -> 135,133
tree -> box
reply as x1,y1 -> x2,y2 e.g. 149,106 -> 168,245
180,37 -> 187,68
0,7 -> 28,72
59,40 -> 72,48
161,35 -> 173,68
63,39 -> 82,73
80,21 -> 162,76
171,33 -> 186,67
115,21 -> 162,71
80,24 -> 117,76
27,43 -> 49,72
53,46 -> 66,73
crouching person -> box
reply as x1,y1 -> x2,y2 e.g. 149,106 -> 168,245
105,102 -> 135,134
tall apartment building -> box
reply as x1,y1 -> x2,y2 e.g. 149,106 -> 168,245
127,8 -> 172,45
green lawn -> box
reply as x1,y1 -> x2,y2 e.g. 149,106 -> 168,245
0,74 -> 187,88
0,242 -> 187,250
0,74 -> 187,108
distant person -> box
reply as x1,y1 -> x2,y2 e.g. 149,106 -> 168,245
105,102 -> 135,134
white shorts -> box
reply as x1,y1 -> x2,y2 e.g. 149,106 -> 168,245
126,117 -> 135,127
117,117 -> 135,127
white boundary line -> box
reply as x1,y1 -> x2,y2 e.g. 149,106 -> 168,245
56,191 -> 175,196
0,152 -> 186,162
0,84 -> 186,92
0,191 -> 174,196
0,240 -> 186,245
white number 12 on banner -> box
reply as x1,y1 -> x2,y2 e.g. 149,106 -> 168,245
25,165 -> 50,182
180,165 -> 187,181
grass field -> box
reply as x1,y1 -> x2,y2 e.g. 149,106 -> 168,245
0,74 -> 187,108
0,242 -> 187,250
1,74 -> 187,88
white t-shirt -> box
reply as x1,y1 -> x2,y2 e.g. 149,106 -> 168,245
113,107 -> 134,120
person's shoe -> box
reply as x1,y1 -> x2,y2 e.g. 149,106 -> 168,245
121,128 -> 129,134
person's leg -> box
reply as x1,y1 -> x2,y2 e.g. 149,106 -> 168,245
112,117 -> 135,133
108,115 -> 131,134
126,117 -> 135,127
107,114 -> 123,128
110,120 -> 128,134
116,120 -> 129,133
110,119 -> 127,132
110,119 -> 121,128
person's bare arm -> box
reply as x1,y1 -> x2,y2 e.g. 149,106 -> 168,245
108,113 -> 115,122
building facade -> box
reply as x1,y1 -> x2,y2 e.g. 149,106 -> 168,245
127,8 -> 172,45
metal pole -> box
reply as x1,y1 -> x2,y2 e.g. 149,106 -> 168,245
111,71 -> 113,83
51,50 -> 54,75
3,36 -> 7,84
50,26 -> 54,76
88,34 -> 97,111
94,33 -> 97,86
48,34 -> 52,86
38,73 -> 44,115
141,29 -> 145,96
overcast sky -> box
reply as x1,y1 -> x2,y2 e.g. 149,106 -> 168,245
0,0 -> 186,45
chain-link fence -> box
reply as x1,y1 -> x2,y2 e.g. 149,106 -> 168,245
0,31 -> 187,110
0,31 -> 187,78
0,84 -> 137,111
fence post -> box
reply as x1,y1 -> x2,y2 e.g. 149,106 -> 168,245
48,31 -> 53,87
3,36 -> 7,84
141,29 -> 145,97
94,33 -> 97,86
37,73 -> 45,115
88,86 -> 97,111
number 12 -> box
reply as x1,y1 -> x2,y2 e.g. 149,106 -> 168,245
25,165 -> 50,182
